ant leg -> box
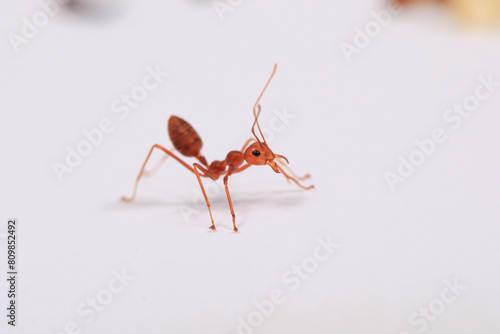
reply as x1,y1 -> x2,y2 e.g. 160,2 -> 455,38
223,174 -> 238,232
143,147 -> 207,178
121,144 -> 195,202
235,163 -> 251,173
276,158 -> 311,181
193,163 -> 217,231
240,138 -> 255,151
276,161 -> 314,190
143,154 -> 169,178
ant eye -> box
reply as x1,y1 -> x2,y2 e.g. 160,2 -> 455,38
252,150 -> 261,157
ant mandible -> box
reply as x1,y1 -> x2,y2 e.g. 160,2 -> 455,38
121,64 -> 314,231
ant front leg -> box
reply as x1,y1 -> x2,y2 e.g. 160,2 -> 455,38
193,163 -> 217,231
223,174 -> 238,232
276,160 -> 314,190
276,157 -> 311,181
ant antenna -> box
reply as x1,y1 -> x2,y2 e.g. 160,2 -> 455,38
252,63 -> 278,145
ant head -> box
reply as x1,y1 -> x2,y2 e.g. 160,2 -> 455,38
244,142 -> 275,171
243,142 -> 289,173
244,64 -> 289,173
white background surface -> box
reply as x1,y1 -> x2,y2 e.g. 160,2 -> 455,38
1,0 -> 500,333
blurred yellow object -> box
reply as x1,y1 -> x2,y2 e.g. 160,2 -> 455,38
395,0 -> 500,26
451,0 -> 500,25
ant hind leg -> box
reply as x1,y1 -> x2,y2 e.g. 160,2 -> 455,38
142,154 -> 169,178
121,144 -> 195,202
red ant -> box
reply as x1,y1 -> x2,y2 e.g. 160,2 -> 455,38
121,64 -> 314,231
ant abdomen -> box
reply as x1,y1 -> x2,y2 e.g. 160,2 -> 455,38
168,115 -> 207,165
